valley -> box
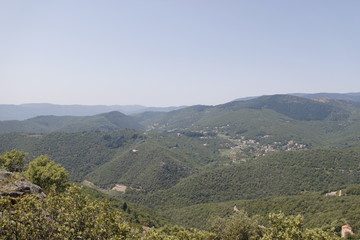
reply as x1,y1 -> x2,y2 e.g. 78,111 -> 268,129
2,93 -> 360,238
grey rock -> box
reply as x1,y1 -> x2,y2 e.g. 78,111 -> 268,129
0,169 -> 46,198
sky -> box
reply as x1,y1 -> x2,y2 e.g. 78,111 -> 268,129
0,1 -> 359,107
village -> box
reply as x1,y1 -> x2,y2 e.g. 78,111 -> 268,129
160,123 -> 308,162
216,135 -> 308,162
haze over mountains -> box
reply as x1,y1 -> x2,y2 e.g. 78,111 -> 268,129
0,111 -> 144,134
0,103 -> 185,121
1,92 -> 360,121
1,92 -> 359,135
233,92 -> 360,103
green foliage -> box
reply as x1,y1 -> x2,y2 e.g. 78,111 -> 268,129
86,132 -> 229,191
0,130 -> 230,192
235,95 -> 347,121
262,212 -> 340,240
140,95 -> 352,129
0,149 -> 26,172
0,185 -> 136,240
0,130 -> 144,181
304,228 -> 342,240
0,190 -> 345,240
25,155 -> 69,192
210,210 -> 264,240
80,186 -> 166,228
262,213 -> 304,240
141,147 -> 360,208
141,225 -> 216,240
139,95 -> 360,147
344,185 -> 360,196
161,189 -> 360,231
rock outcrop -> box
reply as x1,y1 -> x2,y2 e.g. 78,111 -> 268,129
0,169 -> 45,198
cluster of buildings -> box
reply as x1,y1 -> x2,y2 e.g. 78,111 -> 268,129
222,136 -> 307,161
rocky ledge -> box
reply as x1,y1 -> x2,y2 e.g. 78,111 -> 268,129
0,169 -> 45,198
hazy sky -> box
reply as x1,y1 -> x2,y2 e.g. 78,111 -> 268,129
1,1 -> 359,106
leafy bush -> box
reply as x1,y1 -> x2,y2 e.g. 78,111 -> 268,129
0,186 -> 135,240
262,212 -> 340,240
0,149 -> 26,172
25,155 -> 69,192
210,209 -> 264,240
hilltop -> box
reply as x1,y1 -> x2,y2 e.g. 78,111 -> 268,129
132,147 -> 360,208
2,92 -> 359,122
0,103 -> 185,121
0,111 -> 143,133
162,185 -> 360,230
233,92 -> 360,103
137,94 -> 360,147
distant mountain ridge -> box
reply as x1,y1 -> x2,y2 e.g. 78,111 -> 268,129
234,92 -> 360,102
1,92 -> 358,121
292,92 -> 360,102
138,94 -> 353,131
140,147 -> 360,208
0,111 -> 143,133
0,103 -> 185,121
222,94 -> 350,121
1,94 -> 359,138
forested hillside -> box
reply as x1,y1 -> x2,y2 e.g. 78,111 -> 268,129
162,186 -> 360,230
0,130 -> 139,181
0,111 -> 143,133
138,95 -> 352,129
2,94 -> 360,238
138,95 -> 360,147
122,147 -> 360,208
0,130 -> 230,190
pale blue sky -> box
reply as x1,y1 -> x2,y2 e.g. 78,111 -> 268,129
0,0 -> 359,106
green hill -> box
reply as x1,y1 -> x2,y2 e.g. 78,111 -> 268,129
127,147 -> 360,208
219,94 -> 349,121
292,92 -> 360,102
3,128 -> 360,220
137,95 -> 360,148
0,130 -> 143,181
0,130 -> 230,191
0,111 -> 144,133
85,133 -> 229,192
161,186 -> 360,230
139,95 -> 351,130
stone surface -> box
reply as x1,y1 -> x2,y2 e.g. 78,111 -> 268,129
0,169 -> 46,198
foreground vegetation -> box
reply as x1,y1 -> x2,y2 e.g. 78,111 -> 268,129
0,186 -> 345,239
122,147 -> 360,209
0,150 -> 350,239
162,189 -> 360,231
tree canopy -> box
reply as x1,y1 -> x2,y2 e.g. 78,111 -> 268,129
25,155 -> 69,192
0,149 -> 26,172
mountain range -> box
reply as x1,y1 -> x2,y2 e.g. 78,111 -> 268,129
1,92 -> 359,121
2,92 -> 360,232
0,103 -> 185,121
0,111 -> 143,133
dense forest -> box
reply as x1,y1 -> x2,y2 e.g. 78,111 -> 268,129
0,150 -> 346,239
